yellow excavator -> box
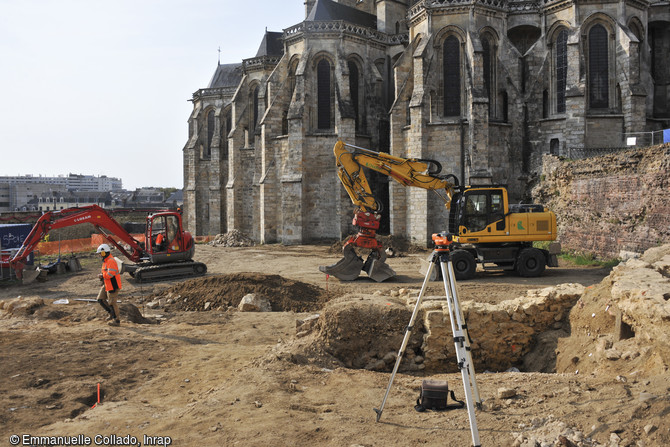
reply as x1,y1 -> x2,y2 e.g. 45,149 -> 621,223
320,141 -> 559,282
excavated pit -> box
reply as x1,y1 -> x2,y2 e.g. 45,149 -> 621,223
145,276 -> 585,374
144,246 -> 670,378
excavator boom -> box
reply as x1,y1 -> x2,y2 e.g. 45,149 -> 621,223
320,141 -> 458,282
333,141 -> 457,211
10,206 -> 144,278
10,205 -> 206,283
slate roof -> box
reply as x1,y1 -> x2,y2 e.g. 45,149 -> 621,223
207,63 -> 244,89
255,31 -> 284,58
306,0 -> 377,30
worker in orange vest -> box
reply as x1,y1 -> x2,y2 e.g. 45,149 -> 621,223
96,243 -> 121,326
155,232 -> 165,251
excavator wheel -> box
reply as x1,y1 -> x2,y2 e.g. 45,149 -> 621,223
319,244 -> 364,281
450,250 -> 476,280
516,248 -> 546,277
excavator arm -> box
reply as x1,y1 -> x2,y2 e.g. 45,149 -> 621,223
334,140 -> 458,211
321,141 -> 459,282
10,205 -> 145,279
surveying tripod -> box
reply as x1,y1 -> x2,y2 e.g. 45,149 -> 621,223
374,232 -> 483,447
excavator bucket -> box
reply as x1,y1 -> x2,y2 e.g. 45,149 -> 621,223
319,244 -> 364,281
362,252 -> 396,282
21,268 -> 42,285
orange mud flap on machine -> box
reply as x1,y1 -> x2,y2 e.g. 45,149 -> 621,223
320,244 -> 396,282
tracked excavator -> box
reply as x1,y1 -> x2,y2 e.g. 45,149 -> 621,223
319,141 -> 559,282
10,205 -> 207,283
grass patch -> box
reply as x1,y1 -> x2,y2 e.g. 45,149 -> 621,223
533,241 -> 620,269
559,252 -> 620,269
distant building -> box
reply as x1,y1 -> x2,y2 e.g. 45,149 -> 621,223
0,174 -> 123,192
109,188 -> 172,210
28,191 -> 113,212
0,183 -> 68,212
0,174 -> 123,211
166,190 -> 184,208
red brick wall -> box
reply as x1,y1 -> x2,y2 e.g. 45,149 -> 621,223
533,144 -> 670,258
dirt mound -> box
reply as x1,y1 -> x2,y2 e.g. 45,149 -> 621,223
208,229 -> 255,247
155,273 -> 332,312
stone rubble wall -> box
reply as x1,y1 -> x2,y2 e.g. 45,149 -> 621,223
532,144 -> 670,259
415,283 -> 585,373
610,245 -> 670,344
555,244 -> 670,377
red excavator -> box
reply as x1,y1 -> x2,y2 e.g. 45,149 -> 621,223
10,205 -> 206,283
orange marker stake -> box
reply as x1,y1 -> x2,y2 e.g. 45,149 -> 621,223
91,383 -> 101,409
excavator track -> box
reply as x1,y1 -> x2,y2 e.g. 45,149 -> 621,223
130,261 -> 207,283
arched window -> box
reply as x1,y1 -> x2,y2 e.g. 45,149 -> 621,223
222,113 -> 231,159
555,29 -> 568,114
317,58 -> 332,130
481,33 -> 497,118
650,22 -> 670,118
252,85 -> 260,133
206,110 -> 215,157
348,60 -> 361,131
288,60 -> 298,100
443,35 -> 461,117
281,110 -> 288,135
543,90 -> 549,118
588,24 -> 609,109
500,90 -> 508,122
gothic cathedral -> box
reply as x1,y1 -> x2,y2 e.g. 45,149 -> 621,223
183,0 -> 670,245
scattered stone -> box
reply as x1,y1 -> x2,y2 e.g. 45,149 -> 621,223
296,314 -> 320,336
619,251 -> 641,262
254,401 -> 263,408
204,302 -> 211,311
639,392 -> 656,402
643,424 -> 657,435
557,435 -> 577,446
382,352 -> 396,364
610,432 -> 621,444
0,297 -> 45,317
208,230 -> 255,247
605,349 -> 622,360
238,293 -> 272,312
498,387 -> 517,399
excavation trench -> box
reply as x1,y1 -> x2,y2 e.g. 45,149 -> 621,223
150,274 -> 585,374
148,248 -> 670,379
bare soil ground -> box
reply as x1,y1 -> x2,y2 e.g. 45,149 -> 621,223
1,244 -> 668,446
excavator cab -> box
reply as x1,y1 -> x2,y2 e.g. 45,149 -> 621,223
145,212 -> 194,263
449,187 -> 507,238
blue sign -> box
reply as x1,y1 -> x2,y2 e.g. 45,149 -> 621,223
664,128 -> 670,144
0,224 -> 32,249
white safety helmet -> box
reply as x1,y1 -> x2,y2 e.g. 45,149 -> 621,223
96,244 -> 111,256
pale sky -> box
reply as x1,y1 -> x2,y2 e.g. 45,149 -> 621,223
0,0 -> 305,190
